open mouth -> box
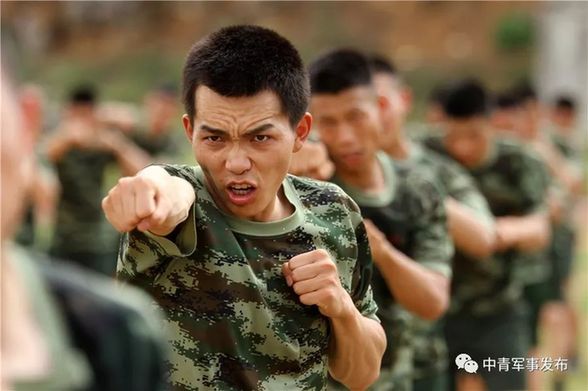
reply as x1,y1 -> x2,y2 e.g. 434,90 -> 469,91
226,183 -> 257,206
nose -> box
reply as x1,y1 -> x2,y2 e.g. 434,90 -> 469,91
337,122 -> 357,147
225,144 -> 251,175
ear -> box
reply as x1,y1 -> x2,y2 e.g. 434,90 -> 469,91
377,94 -> 391,113
182,114 -> 194,142
400,87 -> 413,114
292,112 -> 312,153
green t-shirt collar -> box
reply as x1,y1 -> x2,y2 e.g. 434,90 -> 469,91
333,152 -> 396,207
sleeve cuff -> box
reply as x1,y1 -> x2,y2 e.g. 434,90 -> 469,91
144,200 -> 197,257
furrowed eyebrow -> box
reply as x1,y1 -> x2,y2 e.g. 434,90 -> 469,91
200,124 -> 228,135
243,124 -> 274,136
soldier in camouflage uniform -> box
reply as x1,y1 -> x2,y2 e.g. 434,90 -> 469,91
1,69 -> 166,391
308,49 -> 453,391
130,84 -> 184,162
422,79 -> 551,391
547,95 -> 583,287
369,55 -> 496,391
45,86 -> 150,275
102,26 -> 386,390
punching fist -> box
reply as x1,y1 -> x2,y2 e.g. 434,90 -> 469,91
282,249 -> 355,319
102,166 -> 195,236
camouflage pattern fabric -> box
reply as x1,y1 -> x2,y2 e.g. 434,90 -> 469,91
398,142 -> 494,382
332,153 -> 453,389
423,136 -> 550,317
547,126 -> 582,283
117,164 -> 378,391
50,148 -> 118,265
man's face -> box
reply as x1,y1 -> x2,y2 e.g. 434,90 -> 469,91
184,87 -> 309,221
490,107 -> 523,134
443,116 -> 492,168
311,86 -> 382,174
516,100 -> 541,139
372,73 -> 408,145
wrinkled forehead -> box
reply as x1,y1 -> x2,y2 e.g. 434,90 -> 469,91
194,86 -> 283,124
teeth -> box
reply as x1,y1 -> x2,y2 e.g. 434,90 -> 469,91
232,184 -> 252,190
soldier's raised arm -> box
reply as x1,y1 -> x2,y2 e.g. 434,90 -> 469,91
102,165 -> 195,236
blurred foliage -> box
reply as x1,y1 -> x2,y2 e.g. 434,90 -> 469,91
495,12 -> 536,51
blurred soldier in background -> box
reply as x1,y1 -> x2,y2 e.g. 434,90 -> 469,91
423,79 -> 551,391
309,48 -> 452,391
14,84 -> 60,251
370,54 -> 496,391
129,84 -> 183,162
1,68 -> 167,391
45,85 -> 150,275
490,90 -> 522,137
509,85 -> 582,391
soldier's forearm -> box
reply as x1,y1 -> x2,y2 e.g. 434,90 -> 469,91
498,213 -> 551,252
328,311 -> 385,391
445,198 -> 496,259
374,245 -> 449,320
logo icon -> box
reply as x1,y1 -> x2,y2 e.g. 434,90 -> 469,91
456,353 -> 478,374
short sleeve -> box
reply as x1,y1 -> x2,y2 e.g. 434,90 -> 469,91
517,150 -> 551,214
116,163 -> 198,289
349,215 -> 380,322
440,158 -> 495,230
408,176 -> 454,279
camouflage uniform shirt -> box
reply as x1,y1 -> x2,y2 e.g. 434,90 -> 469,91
423,136 -> 550,316
117,164 -> 379,391
50,148 -> 117,256
396,142 -> 494,378
332,153 -> 453,388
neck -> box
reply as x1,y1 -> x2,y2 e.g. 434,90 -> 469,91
381,123 -> 410,160
257,186 -> 294,222
337,157 -> 385,193
383,136 -> 411,160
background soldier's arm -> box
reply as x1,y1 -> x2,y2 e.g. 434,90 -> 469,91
445,197 -> 495,259
99,130 -> 152,176
494,212 -> 551,252
365,219 -> 450,321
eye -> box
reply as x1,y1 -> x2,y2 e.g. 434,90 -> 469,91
204,135 -> 222,142
253,135 -> 270,142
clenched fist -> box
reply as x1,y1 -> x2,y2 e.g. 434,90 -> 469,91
289,141 -> 335,181
102,166 -> 195,236
282,249 -> 355,319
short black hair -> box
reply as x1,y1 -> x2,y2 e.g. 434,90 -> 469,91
309,48 -> 372,94
442,79 -> 488,118
511,81 -> 537,103
492,90 -> 520,111
554,95 -> 575,111
368,54 -> 398,77
182,25 -> 309,127
70,85 -> 97,105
